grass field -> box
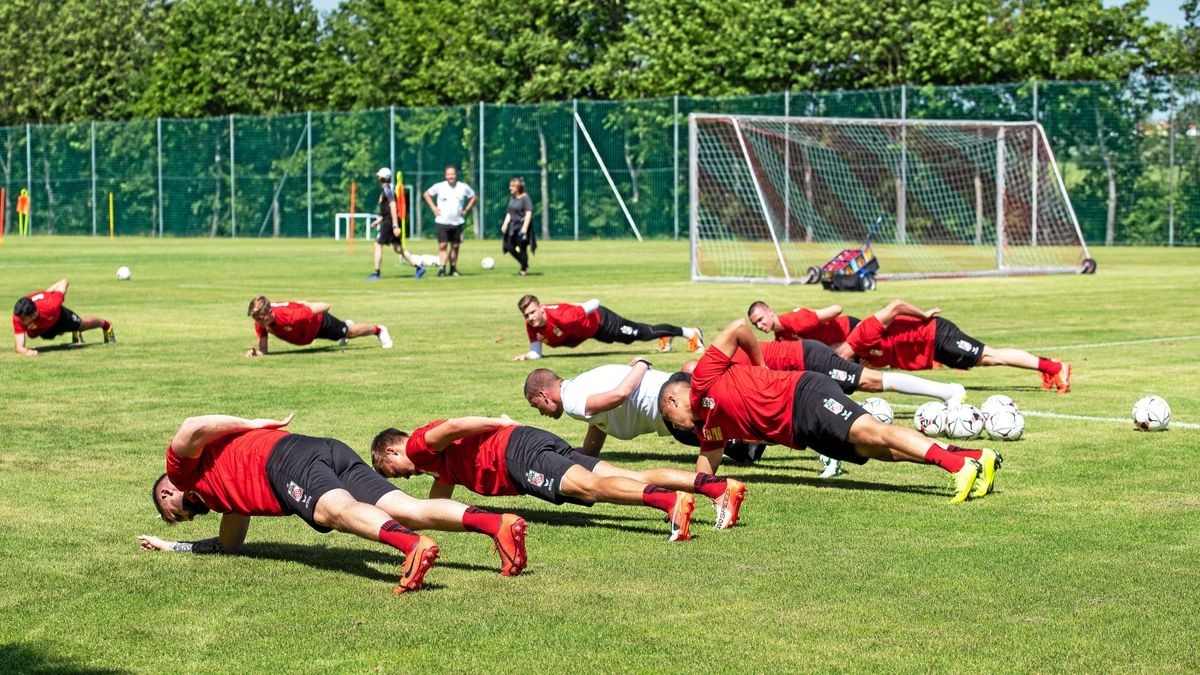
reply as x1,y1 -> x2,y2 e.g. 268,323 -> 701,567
1,237 -> 1198,673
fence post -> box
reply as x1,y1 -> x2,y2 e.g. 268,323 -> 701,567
572,98 -> 579,241
157,117 -> 164,237
389,105 -> 395,177
897,84 -> 908,245
673,95 -> 680,240
1168,76 -> 1177,247
307,111 -> 312,238
477,101 -> 485,239
25,123 -> 31,232
995,127 -> 1007,269
1031,80 -> 1039,246
229,114 -> 237,238
91,121 -> 97,236
783,90 -> 791,243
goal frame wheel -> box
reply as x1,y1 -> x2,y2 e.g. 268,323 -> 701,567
1081,258 -> 1097,274
803,266 -> 821,284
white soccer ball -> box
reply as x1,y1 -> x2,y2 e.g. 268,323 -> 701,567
913,402 -> 948,437
985,407 -> 1025,441
481,256 -> 495,270
116,266 -> 132,281
859,397 -> 894,424
1132,396 -> 1171,432
981,395 -> 1017,420
945,405 -> 985,439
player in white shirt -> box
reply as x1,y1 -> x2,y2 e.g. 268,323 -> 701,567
423,166 -> 477,277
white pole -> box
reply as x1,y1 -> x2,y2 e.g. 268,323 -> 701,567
91,121 -> 96,236
229,115 -> 237,238
477,102 -> 484,239
389,105 -> 395,177
1037,123 -> 1090,261
1031,80 -> 1039,246
995,127 -> 1006,269
688,115 -> 699,280
1168,76 -> 1177,247
732,118 -> 790,281
306,111 -> 312,238
157,117 -> 164,237
673,95 -> 680,240
572,99 -> 579,241
573,111 -> 642,241
783,90 -> 791,243
25,123 -> 31,232
897,84 -> 908,245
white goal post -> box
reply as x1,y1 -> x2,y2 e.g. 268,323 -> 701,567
689,114 -> 1093,284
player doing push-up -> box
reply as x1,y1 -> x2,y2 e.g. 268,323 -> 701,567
514,295 -> 703,360
245,296 -> 392,357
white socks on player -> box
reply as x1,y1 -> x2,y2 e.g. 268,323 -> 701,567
682,327 -> 698,339
881,373 -> 965,406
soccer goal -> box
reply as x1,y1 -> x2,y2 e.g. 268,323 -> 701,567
689,114 -> 1094,283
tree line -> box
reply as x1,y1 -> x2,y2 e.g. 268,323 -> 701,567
0,0 -> 1198,126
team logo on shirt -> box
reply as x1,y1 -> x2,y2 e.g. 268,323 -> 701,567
701,426 -> 724,442
869,349 -> 883,357
823,397 -> 854,420
553,328 -> 563,337
286,481 -> 312,508
701,397 -> 715,409
957,339 -> 980,355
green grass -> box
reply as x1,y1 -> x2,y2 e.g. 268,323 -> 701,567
1,237 -> 1198,673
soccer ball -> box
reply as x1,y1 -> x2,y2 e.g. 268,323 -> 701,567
116,266 -> 132,281
481,256 -> 495,270
859,397 -> 894,424
913,402 -> 948,437
985,407 -> 1025,441
944,405 -> 984,439
981,395 -> 1016,419
1132,395 -> 1171,431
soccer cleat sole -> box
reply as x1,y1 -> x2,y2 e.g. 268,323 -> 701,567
395,537 -> 439,594
713,479 -> 746,530
494,515 -> 528,577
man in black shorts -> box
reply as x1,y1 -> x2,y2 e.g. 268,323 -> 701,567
423,166 -> 476,277
513,295 -> 705,359
370,415 -> 748,541
658,319 -> 1001,503
138,413 -> 530,592
244,296 -> 392,356
12,278 -> 114,356
833,299 -> 1071,393
367,167 -> 425,280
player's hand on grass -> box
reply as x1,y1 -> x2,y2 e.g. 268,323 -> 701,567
138,535 -> 171,552
245,348 -> 262,358
497,414 -> 521,427
252,413 -> 294,430
924,307 -> 942,319
22,349 -> 37,357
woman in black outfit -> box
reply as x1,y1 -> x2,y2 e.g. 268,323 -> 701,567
501,176 -> 535,275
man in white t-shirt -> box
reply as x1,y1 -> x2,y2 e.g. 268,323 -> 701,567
523,359 -> 688,457
423,166 -> 477,277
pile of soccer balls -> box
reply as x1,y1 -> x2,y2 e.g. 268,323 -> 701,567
907,395 -> 1025,441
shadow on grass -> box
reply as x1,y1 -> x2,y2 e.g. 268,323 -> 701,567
746,473 -> 948,497
537,350 -> 646,359
962,384 -> 1046,392
31,342 -> 98,353
265,344 -> 349,356
239,541 -> 496,585
596,450 -> 697,464
0,643 -> 128,674
512,506 -> 666,536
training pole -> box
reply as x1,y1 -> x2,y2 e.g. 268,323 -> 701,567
109,193 -> 114,239
349,181 -> 356,253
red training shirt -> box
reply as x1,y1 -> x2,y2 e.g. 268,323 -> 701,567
12,290 -> 64,337
775,308 -> 854,346
731,340 -> 805,371
526,303 -> 600,348
405,420 -> 520,496
166,429 -> 288,516
844,315 -> 937,370
689,347 -> 802,452
255,302 -> 323,346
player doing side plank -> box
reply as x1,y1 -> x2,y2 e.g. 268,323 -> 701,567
833,299 -> 1071,393
245,296 -> 392,357
658,319 -> 1003,503
12,278 -> 114,356
748,301 -> 859,346
139,414 -> 530,593
370,416 -> 747,541
514,294 -> 703,360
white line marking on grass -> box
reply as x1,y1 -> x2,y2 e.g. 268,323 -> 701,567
1030,335 -> 1200,351
1023,410 -> 1200,430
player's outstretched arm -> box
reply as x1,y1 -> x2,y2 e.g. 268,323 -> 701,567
47,278 -> 69,295
247,335 -> 270,358
514,341 -> 543,361
428,482 -> 456,500
579,425 -> 607,456
13,332 -> 35,357
171,414 -> 294,458
138,513 -> 250,554
696,447 -> 724,475
712,318 -> 762,365
424,415 -> 521,451
584,358 -> 652,415
814,304 -> 843,322
298,301 -> 331,315
875,299 -> 939,326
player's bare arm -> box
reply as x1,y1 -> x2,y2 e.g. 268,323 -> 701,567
463,194 -> 478,214
579,425 -> 608,456
712,318 -> 763,366
583,358 -> 652,416
47,278 -> 69,295
696,448 -> 725,475
877,299 -> 940,326
13,332 -> 36,357
423,416 -> 521,451
520,209 -> 532,235
138,513 -> 251,554
246,335 -> 270,358
833,341 -> 855,360
170,414 -> 294,458
423,189 -> 439,218
500,212 -> 511,234
514,341 -> 543,361
427,482 -> 455,500
297,301 -> 331,315
814,304 -> 844,321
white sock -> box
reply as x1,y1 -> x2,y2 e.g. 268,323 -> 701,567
881,372 -> 960,403
682,327 -> 697,339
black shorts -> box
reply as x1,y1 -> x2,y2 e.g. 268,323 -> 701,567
790,372 -> 869,464
265,434 -> 397,532
376,221 -> 402,246
802,340 -> 864,394
933,318 -> 984,369
315,313 -> 349,342
504,427 -> 600,505
436,223 -> 464,244
39,306 -> 83,340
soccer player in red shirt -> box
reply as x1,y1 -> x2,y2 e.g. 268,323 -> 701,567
834,299 -> 1071,393
138,413 -> 530,592
245,295 -> 393,357
12,278 -> 114,356
747,301 -> 859,346
513,294 -> 703,360
370,416 -> 747,541
659,319 -> 1001,503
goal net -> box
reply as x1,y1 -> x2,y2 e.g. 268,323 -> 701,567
689,114 -> 1093,283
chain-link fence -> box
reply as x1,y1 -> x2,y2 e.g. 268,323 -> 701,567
1,78 -> 1198,245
